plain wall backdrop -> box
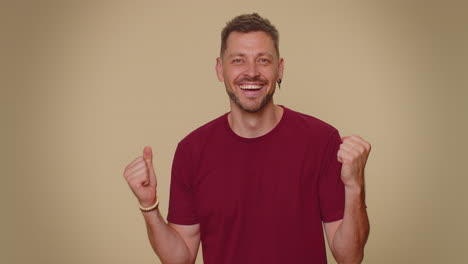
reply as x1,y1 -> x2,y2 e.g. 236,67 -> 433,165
2,1 -> 467,263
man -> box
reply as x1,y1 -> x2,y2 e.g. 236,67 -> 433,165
124,13 -> 370,264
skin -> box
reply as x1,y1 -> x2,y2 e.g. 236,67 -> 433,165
216,31 -> 284,138
123,30 -> 370,264
326,135 -> 371,263
123,148 -> 200,264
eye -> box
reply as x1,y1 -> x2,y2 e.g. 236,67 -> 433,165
259,58 -> 270,64
232,59 -> 243,64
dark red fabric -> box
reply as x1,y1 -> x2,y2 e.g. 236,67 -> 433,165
167,106 -> 344,264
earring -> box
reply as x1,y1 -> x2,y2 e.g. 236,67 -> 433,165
277,79 -> 282,89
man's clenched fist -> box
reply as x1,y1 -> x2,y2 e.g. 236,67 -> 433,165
123,146 -> 158,207
337,135 -> 371,189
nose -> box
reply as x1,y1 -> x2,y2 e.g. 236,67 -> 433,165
244,61 -> 260,78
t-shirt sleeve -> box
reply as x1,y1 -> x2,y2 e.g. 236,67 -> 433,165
318,130 -> 345,223
167,142 -> 199,225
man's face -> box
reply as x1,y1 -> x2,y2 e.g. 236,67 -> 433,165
216,31 -> 284,113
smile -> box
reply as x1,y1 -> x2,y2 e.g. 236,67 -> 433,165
239,84 -> 263,90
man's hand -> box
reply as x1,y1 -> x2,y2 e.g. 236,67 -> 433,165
337,135 -> 371,189
123,147 -> 200,263
325,135 -> 371,263
123,146 -> 158,207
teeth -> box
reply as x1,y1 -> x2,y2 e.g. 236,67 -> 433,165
239,85 -> 263,90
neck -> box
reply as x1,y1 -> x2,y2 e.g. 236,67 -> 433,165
228,102 -> 284,138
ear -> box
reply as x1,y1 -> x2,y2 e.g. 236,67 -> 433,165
277,57 -> 284,81
215,57 -> 224,82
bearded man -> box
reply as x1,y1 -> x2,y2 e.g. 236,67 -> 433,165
124,13 -> 371,264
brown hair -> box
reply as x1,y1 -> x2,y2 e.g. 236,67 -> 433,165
220,13 -> 279,58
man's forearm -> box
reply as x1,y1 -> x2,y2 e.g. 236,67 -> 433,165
332,186 -> 370,263
142,208 -> 192,264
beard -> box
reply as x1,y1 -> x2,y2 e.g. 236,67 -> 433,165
225,84 -> 275,113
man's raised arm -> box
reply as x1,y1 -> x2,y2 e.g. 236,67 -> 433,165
324,135 -> 371,263
123,147 -> 200,264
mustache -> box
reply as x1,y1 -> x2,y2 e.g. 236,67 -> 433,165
235,76 -> 267,84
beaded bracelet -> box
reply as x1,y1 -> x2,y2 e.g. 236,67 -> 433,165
139,197 -> 159,212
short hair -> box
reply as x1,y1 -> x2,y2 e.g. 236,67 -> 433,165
220,13 -> 280,58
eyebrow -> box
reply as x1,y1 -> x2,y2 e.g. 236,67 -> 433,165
226,52 -> 274,59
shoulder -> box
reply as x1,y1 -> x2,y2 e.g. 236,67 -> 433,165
283,106 -> 342,155
283,106 -> 339,137
177,112 -> 227,148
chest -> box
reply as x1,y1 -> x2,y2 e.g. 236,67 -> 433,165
193,141 -> 324,223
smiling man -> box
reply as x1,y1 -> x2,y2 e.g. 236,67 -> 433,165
220,30 -> 282,114
124,13 -> 371,264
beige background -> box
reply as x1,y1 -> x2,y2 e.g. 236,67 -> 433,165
2,0 -> 467,263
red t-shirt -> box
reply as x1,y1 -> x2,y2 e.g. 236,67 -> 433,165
167,106 -> 344,264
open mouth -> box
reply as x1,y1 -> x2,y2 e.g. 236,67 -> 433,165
239,84 -> 264,91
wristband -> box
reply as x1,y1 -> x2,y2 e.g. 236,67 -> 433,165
139,196 -> 159,212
